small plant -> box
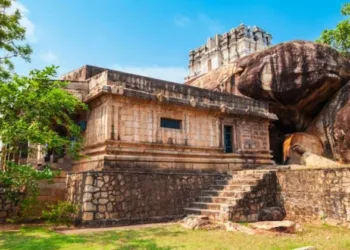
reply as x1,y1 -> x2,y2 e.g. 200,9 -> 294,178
42,201 -> 78,228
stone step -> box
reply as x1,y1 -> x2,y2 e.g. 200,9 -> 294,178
209,185 -> 252,192
183,208 -> 220,219
232,173 -> 265,179
216,178 -> 259,185
237,170 -> 273,175
189,202 -> 222,210
195,196 -> 239,204
201,190 -> 246,198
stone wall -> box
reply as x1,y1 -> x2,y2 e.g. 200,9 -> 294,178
37,173 -> 67,203
230,171 -> 281,222
276,168 -> 350,225
67,171 -> 224,226
0,186 -> 20,222
85,96 -> 271,150
0,174 -> 67,222
75,92 -> 273,172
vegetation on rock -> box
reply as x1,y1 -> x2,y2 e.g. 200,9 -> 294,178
317,3 -> 350,57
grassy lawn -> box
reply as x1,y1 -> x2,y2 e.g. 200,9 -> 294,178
1,224 -> 350,250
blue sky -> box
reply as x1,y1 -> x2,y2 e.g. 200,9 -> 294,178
12,0 -> 348,82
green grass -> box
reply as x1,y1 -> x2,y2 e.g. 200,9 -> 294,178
1,224 -> 350,250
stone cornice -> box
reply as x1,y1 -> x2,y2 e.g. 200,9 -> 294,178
84,84 -> 277,120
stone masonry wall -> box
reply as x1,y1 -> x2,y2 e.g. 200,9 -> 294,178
0,174 -> 66,222
230,171 -> 281,222
276,168 -> 350,225
84,96 -> 270,151
67,171 -> 223,226
0,186 -> 20,222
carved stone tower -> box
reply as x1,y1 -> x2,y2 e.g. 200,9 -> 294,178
186,24 -> 272,81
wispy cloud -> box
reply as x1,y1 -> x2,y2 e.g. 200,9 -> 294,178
197,13 -> 225,34
6,1 -> 36,43
40,50 -> 59,64
110,65 -> 187,83
174,15 -> 191,27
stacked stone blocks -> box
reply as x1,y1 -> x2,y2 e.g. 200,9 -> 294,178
67,171 -> 224,226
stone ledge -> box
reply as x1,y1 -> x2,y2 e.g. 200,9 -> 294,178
273,164 -> 350,172
84,86 -> 277,121
67,170 -> 227,176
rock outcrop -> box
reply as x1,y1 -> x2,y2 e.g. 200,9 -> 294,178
283,132 -> 324,164
300,152 -> 340,168
249,220 -> 298,233
306,82 -> 350,163
236,41 -> 350,130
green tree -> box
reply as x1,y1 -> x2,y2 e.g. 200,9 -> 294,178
317,3 -> 350,57
0,0 -> 32,80
0,0 -> 87,220
0,66 -> 87,170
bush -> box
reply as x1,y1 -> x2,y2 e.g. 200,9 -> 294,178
0,162 -> 59,221
42,201 -> 78,228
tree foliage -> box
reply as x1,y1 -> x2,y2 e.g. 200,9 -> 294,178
317,3 -> 350,57
0,66 -> 87,169
0,1 -> 87,219
0,0 -> 32,80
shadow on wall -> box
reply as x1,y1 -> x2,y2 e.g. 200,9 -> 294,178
229,171 -> 286,222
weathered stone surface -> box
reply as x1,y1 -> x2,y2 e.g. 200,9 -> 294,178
225,221 -> 256,235
258,207 -> 285,221
82,212 -> 94,221
283,133 -> 324,164
83,202 -> 96,212
186,171 -> 282,223
186,24 -> 271,82
182,215 -> 210,230
249,220 -> 296,233
236,41 -> 350,129
276,168 -> 350,224
300,152 -> 340,168
67,171 -> 221,224
306,81 -> 350,163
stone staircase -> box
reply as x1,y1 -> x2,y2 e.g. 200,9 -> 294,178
184,170 -> 278,222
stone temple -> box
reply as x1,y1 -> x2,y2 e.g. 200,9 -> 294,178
3,24 -> 350,227
186,24 -> 272,82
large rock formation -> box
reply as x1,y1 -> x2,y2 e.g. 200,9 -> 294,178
306,82 -> 350,163
283,132 -> 324,164
236,41 -> 350,130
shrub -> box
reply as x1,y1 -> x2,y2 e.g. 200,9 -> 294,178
0,162 -> 59,221
42,201 -> 78,228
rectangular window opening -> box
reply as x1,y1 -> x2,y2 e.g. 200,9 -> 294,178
224,125 -> 233,153
160,118 -> 181,129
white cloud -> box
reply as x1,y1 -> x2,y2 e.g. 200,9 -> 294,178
174,15 -> 191,27
110,65 -> 187,83
197,13 -> 225,34
40,50 -> 59,64
5,1 -> 36,43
